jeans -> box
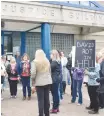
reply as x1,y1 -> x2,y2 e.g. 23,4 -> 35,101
72,79 -> 83,104
59,82 -> 63,100
21,77 -> 31,97
8,79 -> 18,96
88,86 -> 99,112
62,81 -> 66,94
52,83 -> 60,110
36,85 -> 50,116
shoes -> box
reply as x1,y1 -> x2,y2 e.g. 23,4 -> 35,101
88,110 -> 99,114
10,96 -> 13,98
23,96 -> 26,100
99,107 -> 104,109
77,103 -> 82,106
50,109 -> 58,113
14,96 -> 17,99
28,96 -> 31,100
86,106 -> 93,110
57,109 -> 60,112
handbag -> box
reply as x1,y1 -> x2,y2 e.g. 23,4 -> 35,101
97,84 -> 104,93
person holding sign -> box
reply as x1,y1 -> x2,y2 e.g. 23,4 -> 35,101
85,61 -> 100,114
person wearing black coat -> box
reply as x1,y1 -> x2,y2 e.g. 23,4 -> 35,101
66,55 -> 73,95
6,57 -> 19,98
96,59 -> 104,109
50,50 -> 61,114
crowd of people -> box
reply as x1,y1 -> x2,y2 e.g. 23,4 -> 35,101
1,50 -> 104,116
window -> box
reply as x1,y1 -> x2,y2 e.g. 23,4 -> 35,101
69,1 -> 80,5
59,1 -> 69,3
80,1 -> 90,6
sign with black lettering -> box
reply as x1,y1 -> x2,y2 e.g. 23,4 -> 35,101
75,40 -> 95,68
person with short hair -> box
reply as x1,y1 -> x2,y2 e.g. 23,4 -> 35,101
6,57 -> 19,98
19,53 -> 31,100
86,58 -> 100,114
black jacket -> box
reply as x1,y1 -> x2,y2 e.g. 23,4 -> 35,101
66,57 -> 72,71
51,60 -> 61,83
6,64 -> 18,79
96,60 -> 104,93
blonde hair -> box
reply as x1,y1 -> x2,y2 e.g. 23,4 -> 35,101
51,50 -> 60,61
34,49 -> 50,72
10,57 -> 16,64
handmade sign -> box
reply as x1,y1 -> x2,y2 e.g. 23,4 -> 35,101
75,40 -> 95,68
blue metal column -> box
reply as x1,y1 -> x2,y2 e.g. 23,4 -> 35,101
21,32 -> 26,56
41,23 -> 51,59
1,31 -> 4,55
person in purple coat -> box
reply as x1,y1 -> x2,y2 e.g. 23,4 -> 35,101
71,68 -> 84,105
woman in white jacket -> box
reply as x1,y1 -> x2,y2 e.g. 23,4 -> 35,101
61,52 -> 68,94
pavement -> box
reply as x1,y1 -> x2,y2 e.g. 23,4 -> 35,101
1,84 -> 104,116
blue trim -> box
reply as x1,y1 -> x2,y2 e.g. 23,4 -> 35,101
40,1 -> 104,12
26,25 -> 41,32
41,23 -> 51,59
1,31 -> 4,55
21,32 -> 26,56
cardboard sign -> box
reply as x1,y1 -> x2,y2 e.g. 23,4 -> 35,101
75,40 -> 95,68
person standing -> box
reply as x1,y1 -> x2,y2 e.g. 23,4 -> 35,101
50,50 -> 61,113
71,68 -> 84,105
2,55 -> 9,91
6,57 -> 19,98
57,50 -> 63,100
31,49 -> 52,116
66,54 -> 73,95
15,51 -> 21,65
86,62 -> 100,114
19,53 -> 31,100
96,57 -> 104,109
15,52 -> 21,78
61,52 -> 68,94
1,56 -> 6,100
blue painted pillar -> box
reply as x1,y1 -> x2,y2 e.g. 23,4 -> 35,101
41,23 -> 51,59
21,32 -> 26,56
1,31 -> 4,55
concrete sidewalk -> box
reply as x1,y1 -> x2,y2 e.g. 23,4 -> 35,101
1,85 -> 104,116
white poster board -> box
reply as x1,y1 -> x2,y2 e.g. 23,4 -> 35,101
72,46 -> 76,67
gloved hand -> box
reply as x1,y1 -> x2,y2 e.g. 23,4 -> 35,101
96,78 -> 100,83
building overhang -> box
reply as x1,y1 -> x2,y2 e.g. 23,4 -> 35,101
1,1 -> 104,28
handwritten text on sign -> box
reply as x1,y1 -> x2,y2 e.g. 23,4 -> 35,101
75,40 -> 95,68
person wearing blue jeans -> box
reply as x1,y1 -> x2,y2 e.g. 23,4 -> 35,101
71,68 -> 84,105
21,77 -> 31,99
72,79 -> 83,104
52,83 -> 60,110
59,82 -> 63,100
19,53 -> 31,100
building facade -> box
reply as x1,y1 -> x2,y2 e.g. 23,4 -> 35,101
1,1 -> 104,60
